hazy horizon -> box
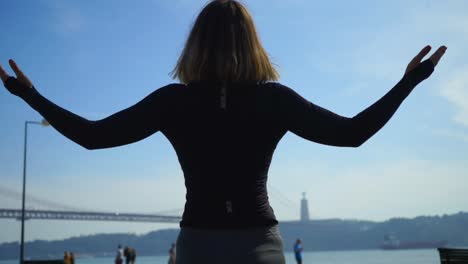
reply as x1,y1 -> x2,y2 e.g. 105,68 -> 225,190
1,210 -> 466,245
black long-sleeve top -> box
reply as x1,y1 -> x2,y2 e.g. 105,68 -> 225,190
4,60 -> 434,228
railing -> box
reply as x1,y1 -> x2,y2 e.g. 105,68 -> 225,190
438,247 -> 468,264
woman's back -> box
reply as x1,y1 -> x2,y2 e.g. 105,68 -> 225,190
160,81 -> 286,228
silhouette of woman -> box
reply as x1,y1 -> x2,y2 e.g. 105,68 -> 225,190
1,0 -> 446,263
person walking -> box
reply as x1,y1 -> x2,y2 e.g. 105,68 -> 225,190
70,252 -> 75,264
115,245 -> 123,264
124,246 -> 136,264
63,252 -> 71,264
293,239 -> 303,264
130,248 -> 136,264
124,246 -> 131,264
168,243 -> 176,264
1,0 -> 447,263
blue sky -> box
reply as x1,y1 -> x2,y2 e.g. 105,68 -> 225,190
1,0 -> 467,243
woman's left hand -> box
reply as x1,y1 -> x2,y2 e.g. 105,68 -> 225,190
405,45 -> 447,75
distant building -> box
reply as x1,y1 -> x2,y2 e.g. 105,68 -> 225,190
300,192 -> 310,222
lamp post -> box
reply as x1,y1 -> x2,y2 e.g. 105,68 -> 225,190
19,119 -> 49,264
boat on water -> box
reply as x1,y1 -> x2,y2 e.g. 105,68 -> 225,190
380,234 -> 448,250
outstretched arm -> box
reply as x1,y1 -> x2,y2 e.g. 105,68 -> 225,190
280,45 -> 447,147
1,60 -> 172,150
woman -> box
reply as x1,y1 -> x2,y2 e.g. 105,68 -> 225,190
1,0 -> 446,263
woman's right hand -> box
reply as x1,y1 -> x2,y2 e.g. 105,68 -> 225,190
0,59 -> 35,97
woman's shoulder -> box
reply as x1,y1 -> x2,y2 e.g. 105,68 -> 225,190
258,81 -> 298,96
149,83 -> 187,96
158,82 -> 187,91
154,81 -> 298,97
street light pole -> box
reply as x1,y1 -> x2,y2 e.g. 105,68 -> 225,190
19,120 -> 49,264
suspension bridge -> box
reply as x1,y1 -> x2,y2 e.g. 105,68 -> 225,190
0,184 -> 299,223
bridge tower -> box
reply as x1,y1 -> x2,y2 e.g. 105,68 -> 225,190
300,192 -> 310,222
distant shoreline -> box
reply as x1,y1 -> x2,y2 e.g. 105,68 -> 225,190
1,212 -> 467,260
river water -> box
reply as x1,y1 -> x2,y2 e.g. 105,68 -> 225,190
0,249 -> 440,264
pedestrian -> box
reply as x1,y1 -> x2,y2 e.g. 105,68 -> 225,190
1,0 -> 447,263
70,252 -> 75,264
168,243 -> 176,264
124,246 -> 136,264
124,246 -> 130,264
115,245 -> 123,264
63,252 -> 70,264
130,248 -> 136,264
294,239 -> 303,264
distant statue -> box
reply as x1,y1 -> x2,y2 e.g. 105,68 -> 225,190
293,239 -> 303,264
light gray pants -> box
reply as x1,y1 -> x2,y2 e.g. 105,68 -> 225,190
175,225 -> 286,264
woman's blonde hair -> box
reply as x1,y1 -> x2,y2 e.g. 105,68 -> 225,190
172,0 -> 279,84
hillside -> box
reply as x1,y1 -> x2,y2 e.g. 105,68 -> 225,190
1,212 -> 467,260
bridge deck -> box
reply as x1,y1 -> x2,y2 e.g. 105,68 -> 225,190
0,208 -> 181,223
